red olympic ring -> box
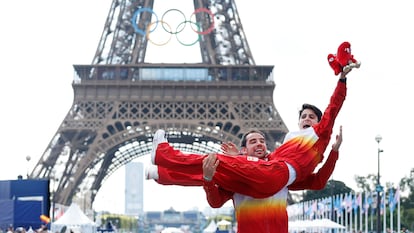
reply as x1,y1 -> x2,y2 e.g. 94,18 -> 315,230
190,8 -> 215,35
131,7 -> 215,46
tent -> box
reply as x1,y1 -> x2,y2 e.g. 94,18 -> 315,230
51,203 -> 97,233
312,218 -> 346,229
216,219 -> 231,231
161,227 -> 184,233
288,218 -> 345,232
203,221 -> 217,233
217,219 -> 231,226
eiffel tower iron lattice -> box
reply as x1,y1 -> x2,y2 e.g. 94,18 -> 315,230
30,0 -> 288,207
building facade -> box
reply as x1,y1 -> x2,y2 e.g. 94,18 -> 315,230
125,162 -> 144,216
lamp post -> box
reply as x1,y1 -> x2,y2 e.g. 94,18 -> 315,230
375,134 -> 383,233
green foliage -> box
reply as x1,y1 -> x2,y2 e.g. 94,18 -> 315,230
353,171 -> 414,230
401,208 -> 414,230
302,180 -> 352,201
293,171 -> 414,230
354,175 -> 374,192
400,168 -> 414,194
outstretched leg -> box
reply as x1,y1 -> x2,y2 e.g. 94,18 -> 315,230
154,141 -> 290,198
146,164 -> 204,186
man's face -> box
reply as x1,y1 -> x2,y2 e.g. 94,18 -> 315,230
241,132 -> 267,159
298,109 -> 319,130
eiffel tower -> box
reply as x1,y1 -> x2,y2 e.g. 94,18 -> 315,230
30,0 -> 288,207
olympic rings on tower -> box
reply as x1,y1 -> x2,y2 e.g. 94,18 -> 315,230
131,7 -> 215,46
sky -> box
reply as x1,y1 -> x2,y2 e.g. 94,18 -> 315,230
1,0 -> 414,214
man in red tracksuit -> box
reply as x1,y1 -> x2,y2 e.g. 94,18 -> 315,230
149,70 -> 349,198
201,127 -> 342,233
147,119 -> 343,233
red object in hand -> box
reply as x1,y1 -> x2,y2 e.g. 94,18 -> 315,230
328,41 -> 359,75
327,54 -> 341,76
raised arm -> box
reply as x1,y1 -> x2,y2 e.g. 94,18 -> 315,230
288,126 -> 343,190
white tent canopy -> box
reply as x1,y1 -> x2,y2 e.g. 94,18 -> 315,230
312,218 -> 346,229
216,219 -> 232,231
217,219 -> 231,226
161,227 -> 184,233
289,218 -> 345,232
203,221 -> 217,233
51,203 -> 97,233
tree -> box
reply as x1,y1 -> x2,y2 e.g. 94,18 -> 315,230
354,174 -> 375,192
355,169 -> 414,230
302,179 -> 352,202
398,168 -> 414,229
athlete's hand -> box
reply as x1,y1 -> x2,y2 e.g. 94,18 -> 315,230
221,142 -> 239,155
332,125 -> 343,151
202,153 -> 219,181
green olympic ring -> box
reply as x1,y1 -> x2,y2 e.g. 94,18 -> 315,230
175,20 -> 202,46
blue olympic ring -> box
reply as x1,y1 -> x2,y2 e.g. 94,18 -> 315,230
131,8 -> 158,36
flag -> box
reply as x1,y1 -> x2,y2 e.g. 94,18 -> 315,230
389,188 -> 395,212
395,186 -> 401,233
352,193 -> 358,211
335,194 -> 343,217
334,195 -> 341,211
368,192 -> 376,215
363,192 -> 370,213
357,193 -> 362,206
311,200 -> 318,216
380,192 -> 385,215
394,187 -> 400,204
347,192 -> 353,212
356,192 -> 362,210
305,200 -> 316,217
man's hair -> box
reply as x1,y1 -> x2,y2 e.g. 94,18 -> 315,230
240,129 -> 265,147
299,103 -> 322,122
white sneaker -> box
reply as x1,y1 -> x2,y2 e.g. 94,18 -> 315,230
151,129 -> 167,164
145,164 -> 159,180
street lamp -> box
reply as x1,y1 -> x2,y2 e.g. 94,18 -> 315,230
375,134 -> 383,233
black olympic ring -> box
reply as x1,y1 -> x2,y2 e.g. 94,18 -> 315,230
146,20 -> 202,46
131,7 -> 215,46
